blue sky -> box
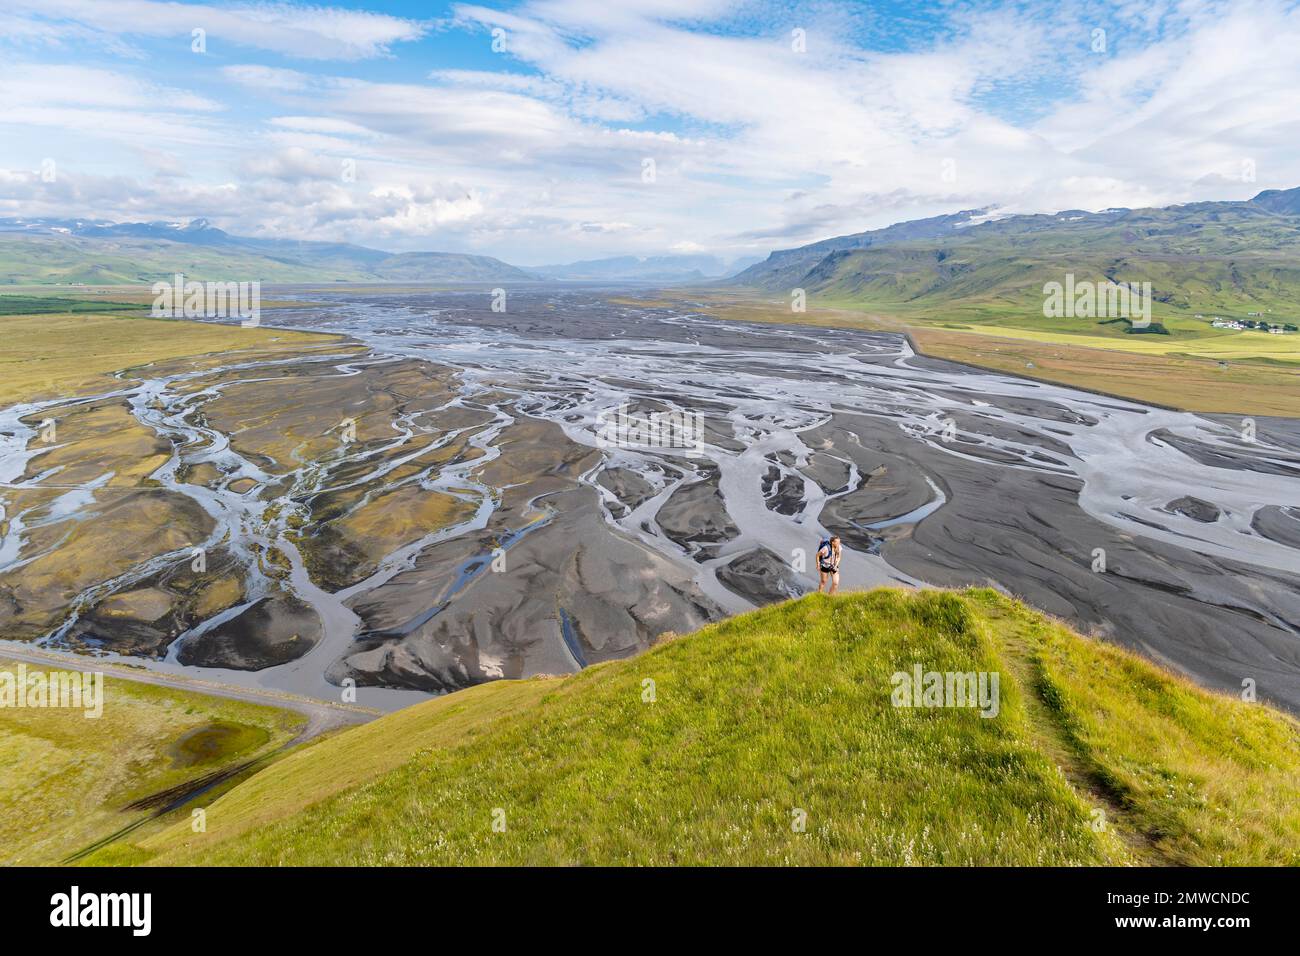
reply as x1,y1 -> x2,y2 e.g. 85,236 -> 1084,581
1,0 -> 1298,264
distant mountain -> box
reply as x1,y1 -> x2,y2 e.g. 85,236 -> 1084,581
0,218 -> 533,284
730,208 -> 992,289
0,218 -> 766,285
727,187 -> 1300,320
368,251 -> 536,282
1251,188 -> 1300,217
22,217 -> 239,244
534,253 -> 762,282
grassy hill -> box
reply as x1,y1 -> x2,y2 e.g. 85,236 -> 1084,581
94,588 -> 1300,866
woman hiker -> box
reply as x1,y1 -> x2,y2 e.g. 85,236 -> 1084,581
817,534 -> 842,595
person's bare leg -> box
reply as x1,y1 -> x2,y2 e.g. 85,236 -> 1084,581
829,571 -> 840,596
818,570 -> 828,593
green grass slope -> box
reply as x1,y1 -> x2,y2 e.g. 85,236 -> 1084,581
806,244 -> 1300,333
106,589 -> 1300,867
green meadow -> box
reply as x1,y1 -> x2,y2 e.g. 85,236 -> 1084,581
0,658 -> 305,865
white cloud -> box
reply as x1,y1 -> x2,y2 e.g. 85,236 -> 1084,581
269,115 -> 373,135
221,64 -> 316,91
0,64 -> 227,150
0,63 -> 222,112
2,0 -> 426,60
2,0 -> 1299,263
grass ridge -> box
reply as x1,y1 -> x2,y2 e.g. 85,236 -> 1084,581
81,587 -> 1300,867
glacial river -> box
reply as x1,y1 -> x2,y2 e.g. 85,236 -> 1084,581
2,288 -> 1298,710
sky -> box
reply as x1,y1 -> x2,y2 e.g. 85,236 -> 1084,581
1,0 -> 1298,266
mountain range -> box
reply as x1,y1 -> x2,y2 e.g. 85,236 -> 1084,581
0,218 -> 535,285
0,218 -> 758,286
727,187 -> 1300,321
6,185 -> 1300,308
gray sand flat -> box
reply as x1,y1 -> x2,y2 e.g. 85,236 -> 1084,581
177,595 -> 321,671
717,547 -> 810,604
1166,496 -> 1221,523
656,468 -> 741,558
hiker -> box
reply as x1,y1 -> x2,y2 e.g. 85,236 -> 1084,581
817,535 -> 842,595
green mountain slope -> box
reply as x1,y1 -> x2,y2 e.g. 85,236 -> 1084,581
100,588 -> 1300,867
731,188 -> 1300,334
